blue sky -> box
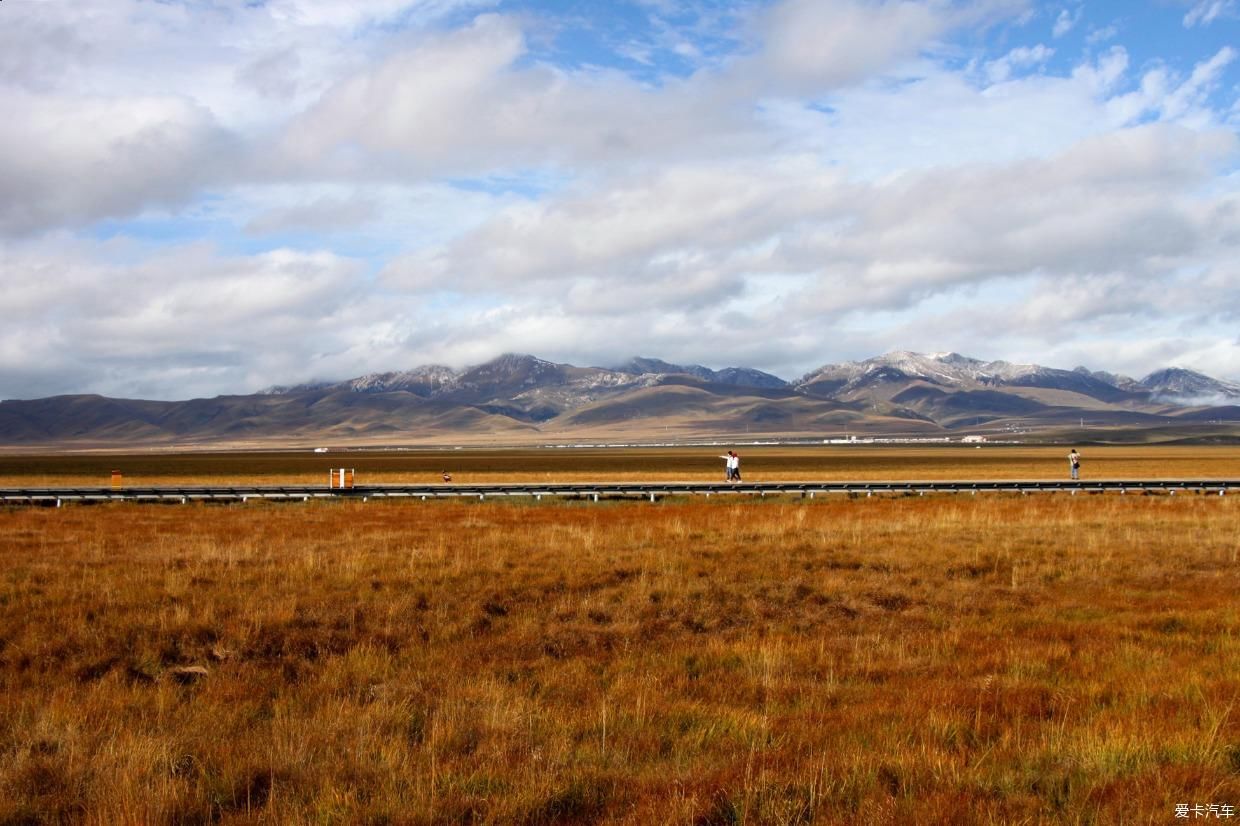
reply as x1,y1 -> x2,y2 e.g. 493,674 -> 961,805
1,0 -> 1238,400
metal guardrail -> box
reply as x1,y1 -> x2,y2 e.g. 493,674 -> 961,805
1,480 -> 1238,506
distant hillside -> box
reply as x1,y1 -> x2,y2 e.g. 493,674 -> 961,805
3,351 -> 1239,447
1139,368 -> 1240,404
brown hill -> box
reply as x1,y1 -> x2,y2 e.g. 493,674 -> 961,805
3,351 -> 1239,448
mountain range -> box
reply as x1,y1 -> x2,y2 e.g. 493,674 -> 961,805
3,351 -> 1240,447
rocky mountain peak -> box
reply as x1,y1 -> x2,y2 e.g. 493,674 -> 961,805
611,357 -> 787,388
1140,367 -> 1240,402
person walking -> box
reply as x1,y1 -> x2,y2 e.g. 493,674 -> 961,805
731,451 -> 742,482
719,451 -> 736,482
1068,449 -> 1081,480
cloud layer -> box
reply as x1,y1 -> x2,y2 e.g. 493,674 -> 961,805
2,0 -> 1238,400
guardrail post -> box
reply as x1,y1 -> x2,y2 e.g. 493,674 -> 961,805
649,492 -> 655,503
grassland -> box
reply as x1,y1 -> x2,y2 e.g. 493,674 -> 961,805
1,445 -> 1238,488
2,489 -> 1238,823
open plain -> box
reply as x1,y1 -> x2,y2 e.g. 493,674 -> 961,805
1,447 -> 1238,823
2,444 -> 1239,489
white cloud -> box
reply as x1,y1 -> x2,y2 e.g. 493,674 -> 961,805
1105,47 -> 1240,133
779,124 -> 1237,308
0,239 -> 374,398
1052,7 -> 1080,37
228,181 -> 515,248
272,2 -> 1035,182
236,48 -> 305,101
985,43 -> 1054,83
748,0 -> 947,93
3,0 -> 1240,398
758,47 -> 1133,180
1085,24 -> 1118,45
275,13 -> 761,180
370,118 -> 1239,379
1158,47 -> 1237,122
1183,0 -> 1236,27
0,7 -> 89,91
382,156 -> 850,290
0,89 -> 233,236
244,195 -> 380,236
0,0 -> 505,237
262,0 -> 495,29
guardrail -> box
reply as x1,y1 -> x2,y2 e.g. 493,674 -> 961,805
2,480 -> 1238,506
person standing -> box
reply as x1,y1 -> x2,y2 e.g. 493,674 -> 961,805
719,452 -> 734,482
1068,449 -> 1081,480
731,451 -> 742,482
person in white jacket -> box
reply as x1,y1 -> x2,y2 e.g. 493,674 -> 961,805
719,451 -> 735,481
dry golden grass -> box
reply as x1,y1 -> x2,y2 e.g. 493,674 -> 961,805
1,445 -> 1238,488
1,492 -> 1237,824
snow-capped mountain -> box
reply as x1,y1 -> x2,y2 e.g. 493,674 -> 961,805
271,354 -> 788,400
214,351 -> 1240,418
795,351 -> 1144,404
1072,367 -> 1143,393
260,365 -> 457,396
261,354 -> 784,422
1140,368 -> 1240,404
341,365 -> 459,396
612,357 -> 787,389
7,351 -> 1240,447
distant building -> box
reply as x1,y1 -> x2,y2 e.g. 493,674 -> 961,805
961,435 -> 987,443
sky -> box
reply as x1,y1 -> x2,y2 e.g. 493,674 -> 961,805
1,0 -> 1238,401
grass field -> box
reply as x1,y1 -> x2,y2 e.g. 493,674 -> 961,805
1,445 -> 1238,488
1,487 -> 1238,823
